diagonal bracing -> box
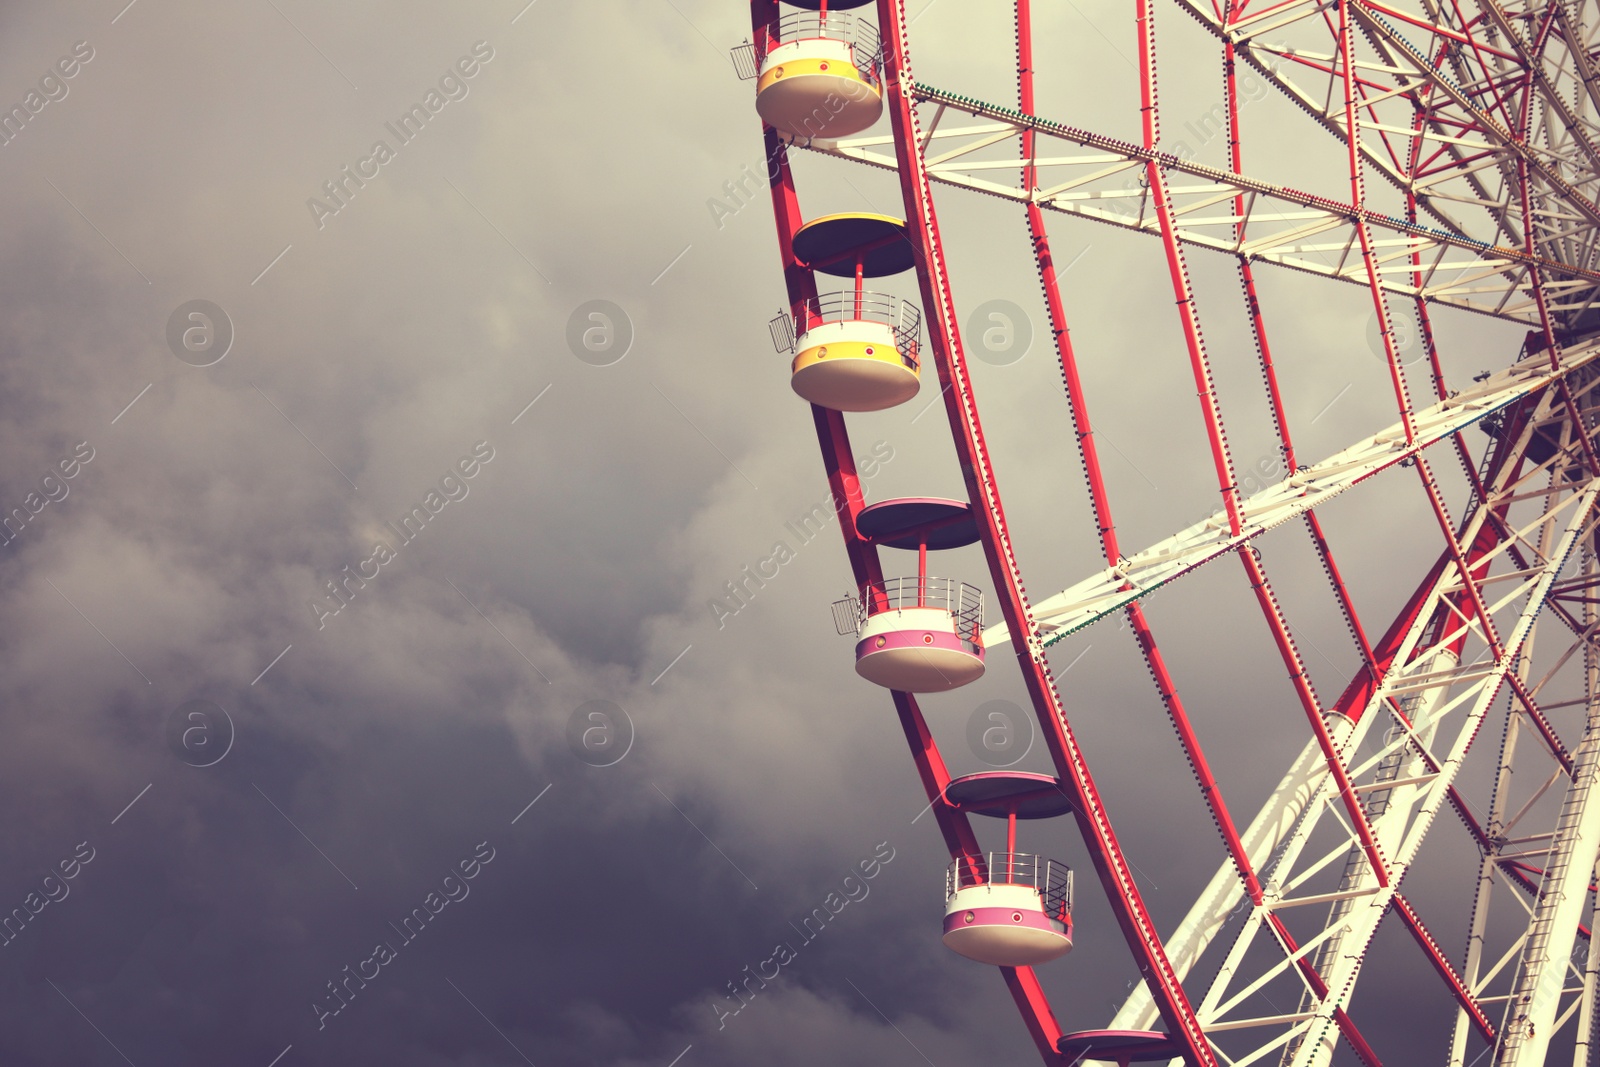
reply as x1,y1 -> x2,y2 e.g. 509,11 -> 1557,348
983,336 -> 1600,649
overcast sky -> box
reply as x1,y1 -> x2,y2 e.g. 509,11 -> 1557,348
0,1 -> 1557,1066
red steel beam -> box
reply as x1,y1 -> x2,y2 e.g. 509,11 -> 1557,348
877,0 -> 1215,1061
1393,893 -> 1497,1043
1018,3 -> 1384,1061
1147,0 -> 1393,893
752,0 -> 986,893
754,1 -> 1598,1064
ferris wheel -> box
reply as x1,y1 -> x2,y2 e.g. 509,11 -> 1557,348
735,0 -> 1600,1063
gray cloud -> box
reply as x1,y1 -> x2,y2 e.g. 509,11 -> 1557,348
0,0 -> 1549,1065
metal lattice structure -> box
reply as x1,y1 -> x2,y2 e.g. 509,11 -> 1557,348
745,0 -> 1600,1061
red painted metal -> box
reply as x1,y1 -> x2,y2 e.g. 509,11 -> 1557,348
749,0 -> 1600,1060
1016,12 -> 1387,1063
875,0 -> 1214,1060
1022,0 -> 1272,919
1393,893 -> 1497,1042
1017,0 -> 1285,1054
1135,0 -> 1243,536
1123,600 -> 1268,903
1001,966 -> 1068,1065
1220,18 -> 1390,746
753,0 -> 983,876
1237,545 -> 1392,886
1150,0 -> 1393,895
1504,672 -> 1576,775
888,690 -> 982,860
1259,911 -> 1384,1067
1360,0 -> 1518,59
1015,5 -> 1120,565
1336,0 -> 1416,443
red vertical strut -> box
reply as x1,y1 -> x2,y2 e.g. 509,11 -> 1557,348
752,0 -> 985,884
879,0 -> 1214,1061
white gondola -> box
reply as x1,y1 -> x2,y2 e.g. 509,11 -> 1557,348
938,773 -> 1076,968
733,10 -> 882,140
943,852 -> 1074,966
832,498 -> 986,692
834,577 -> 985,692
777,291 -> 921,412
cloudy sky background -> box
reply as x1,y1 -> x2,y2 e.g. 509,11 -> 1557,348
0,0 -> 1558,1065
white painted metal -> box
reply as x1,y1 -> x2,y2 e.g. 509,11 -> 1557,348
1570,856 -> 1600,1066
1496,550 -> 1600,1065
1165,0 -> 1600,306
1093,382 -> 1600,1067
794,87 -> 1600,323
982,338 -> 1600,649
1109,724 -> 1352,1033
1277,485 -> 1596,1066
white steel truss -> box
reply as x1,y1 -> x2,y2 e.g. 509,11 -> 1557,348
1168,0 -> 1600,312
1098,382 -> 1600,1066
794,82 -> 1600,324
982,336 -> 1600,650
1479,572 -> 1600,1065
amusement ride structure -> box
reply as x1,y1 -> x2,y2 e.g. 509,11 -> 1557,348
736,0 -> 1600,1062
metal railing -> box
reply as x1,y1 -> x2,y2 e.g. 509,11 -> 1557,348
772,11 -> 880,71
729,42 -> 760,81
945,853 -> 1074,921
769,309 -> 796,353
729,12 -> 882,82
770,291 -> 921,367
832,577 -> 984,637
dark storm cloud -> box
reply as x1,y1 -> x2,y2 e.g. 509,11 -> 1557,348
0,0 -> 1537,1066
